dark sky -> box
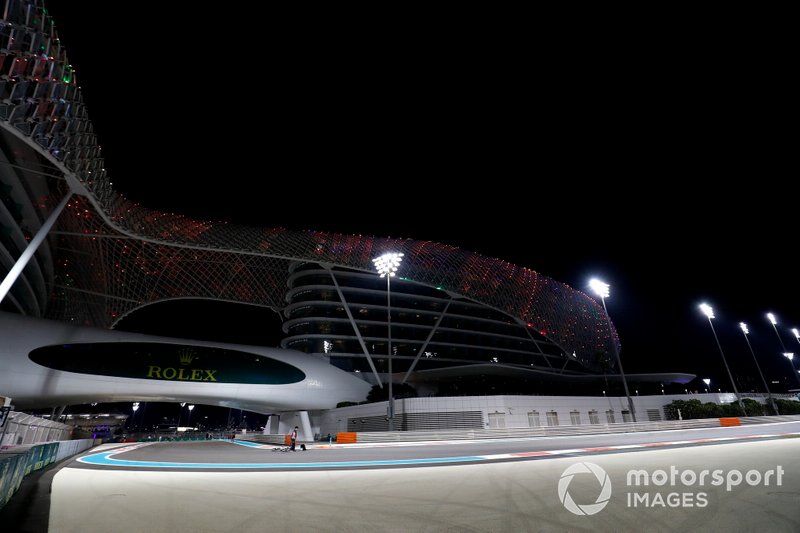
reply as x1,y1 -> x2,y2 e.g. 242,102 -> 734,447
43,2 -> 798,393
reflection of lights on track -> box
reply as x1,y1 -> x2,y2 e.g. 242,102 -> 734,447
74,433 -> 800,470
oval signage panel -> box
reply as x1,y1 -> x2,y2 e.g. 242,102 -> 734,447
29,343 -> 306,385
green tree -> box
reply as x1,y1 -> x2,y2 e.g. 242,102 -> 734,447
741,398 -> 764,416
775,399 -> 800,415
701,402 -> 723,418
664,399 -> 708,420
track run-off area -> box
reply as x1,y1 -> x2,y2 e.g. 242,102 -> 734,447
49,422 -> 800,532
73,421 -> 800,471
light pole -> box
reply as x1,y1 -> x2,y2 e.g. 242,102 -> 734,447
702,378 -> 710,393
793,328 -> 800,386
373,252 -> 404,431
130,402 -> 139,430
767,313 -> 800,389
176,402 -> 186,435
766,313 -> 788,351
739,322 -> 778,414
187,405 -> 195,428
783,353 -> 798,389
588,279 -> 635,422
699,304 -> 746,414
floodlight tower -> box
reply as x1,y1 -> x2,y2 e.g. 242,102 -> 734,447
698,304 -> 745,414
588,279 -> 635,422
373,252 -> 404,431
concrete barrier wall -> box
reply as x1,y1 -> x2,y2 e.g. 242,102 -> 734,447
0,438 -> 95,510
54,439 -> 95,463
0,448 -> 28,508
234,434 -> 286,445
353,418 -> 719,443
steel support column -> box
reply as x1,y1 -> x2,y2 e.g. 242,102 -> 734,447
325,268 -> 383,387
0,192 -> 72,305
402,299 -> 452,383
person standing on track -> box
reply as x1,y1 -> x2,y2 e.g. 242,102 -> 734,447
290,426 -> 298,451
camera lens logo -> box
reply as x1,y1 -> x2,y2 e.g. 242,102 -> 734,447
558,462 -> 612,516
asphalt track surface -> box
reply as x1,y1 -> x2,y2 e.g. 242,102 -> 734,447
71,421 -> 800,472
50,434 -> 800,533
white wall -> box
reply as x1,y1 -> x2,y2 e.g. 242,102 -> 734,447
313,393 -> 791,435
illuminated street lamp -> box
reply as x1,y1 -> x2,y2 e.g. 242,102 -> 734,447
588,279 -> 635,422
373,252 -> 404,431
784,351 -> 795,376
187,404 -> 195,427
130,402 -> 140,429
702,378 -> 710,393
767,313 -> 800,388
698,304 -> 746,414
766,313 -> 787,351
176,402 -> 187,434
739,322 -> 778,414
784,353 -> 799,386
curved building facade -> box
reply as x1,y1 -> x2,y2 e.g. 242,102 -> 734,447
0,1 -> 686,408
282,263 -> 586,381
0,126 -> 64,317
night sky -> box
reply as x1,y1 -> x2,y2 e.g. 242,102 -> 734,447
43,2 -> 798,396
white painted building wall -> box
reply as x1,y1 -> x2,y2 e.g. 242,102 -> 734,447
310,393 -> 795,436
